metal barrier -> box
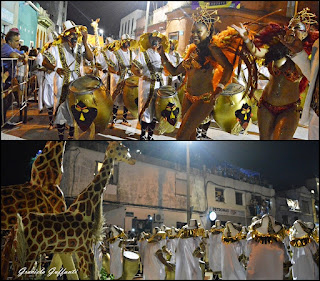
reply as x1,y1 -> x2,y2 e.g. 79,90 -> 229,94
1,57 -> 39,128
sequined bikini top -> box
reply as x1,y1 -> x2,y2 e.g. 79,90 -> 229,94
182,46 -> 217,70
268,58 -> 303,83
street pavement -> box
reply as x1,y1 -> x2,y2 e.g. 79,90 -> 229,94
1,99 -> 308,140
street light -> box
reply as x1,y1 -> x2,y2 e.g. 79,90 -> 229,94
209,211 -> 217,222
99,29 -> 104,41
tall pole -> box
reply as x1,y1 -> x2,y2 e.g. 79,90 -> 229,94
144,1 -> 150,33
187,142 -> 191,223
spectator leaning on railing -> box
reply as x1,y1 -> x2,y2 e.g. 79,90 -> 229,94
1,29 -> 28,125
1,29 -> 28,89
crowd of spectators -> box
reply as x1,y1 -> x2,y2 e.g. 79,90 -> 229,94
210,163 -> 270,187
1,28 -> 41,126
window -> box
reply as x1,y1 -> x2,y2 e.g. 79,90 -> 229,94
131,18 -> 134,34
235,192 -> 243,205
169,31 -> 179,41
176,178 -> 187,196
282,215 -> 288,225
177,221 -> 187,229
215,188 -> 224,202
301,200 -> 310,214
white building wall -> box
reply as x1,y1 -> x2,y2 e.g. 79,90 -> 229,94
119,9 -> 145,39
61,145 -> 277,230
152,5 -> 168,25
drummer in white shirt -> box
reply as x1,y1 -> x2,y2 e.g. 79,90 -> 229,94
42,20 -> 93,140
165,39 -> 183,90
108,34 -> 138,128
131,31 -> 169,140
95,37 -> 116,89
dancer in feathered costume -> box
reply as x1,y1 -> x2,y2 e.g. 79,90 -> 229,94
232,8 -> 318,139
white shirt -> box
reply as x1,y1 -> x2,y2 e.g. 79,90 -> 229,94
110,239 -> 124,279
134,48 -> 164,123
143,239 -> 166,280
175,236 -> 202,280
221,240 -> 246,280
246,238 -> 290,280
208,231 -> 223,272
290,239 -> 319,280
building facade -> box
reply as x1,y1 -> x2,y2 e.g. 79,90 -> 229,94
305,177 -> 319,225
275,186 -> 315,227
1,1 -> 66,49
120,1 -> 319,56
1,1 -> 20,34
119,9 -> 145,39
37,1 -> 68,34
60,142 -> 278,232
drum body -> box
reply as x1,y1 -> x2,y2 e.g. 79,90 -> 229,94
165,264 -> 176,280
155,86 -> 181,134
68,75 -> 113,133
102,253 -> 111,274
199,260 -> 206,280
123,76 -> 139,118
122,251 -> 140,280
213,83 -> 252,133
251,89 -> 263,123
177,83 -> 186,106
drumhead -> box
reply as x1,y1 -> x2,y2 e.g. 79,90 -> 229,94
220,83 -> 245,96
124,251 -> 139,260
69,75 -> 102,94
157,86 -> 177,98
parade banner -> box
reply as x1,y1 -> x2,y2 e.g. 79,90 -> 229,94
211,207 -> 245,217
286,199 -> 301,212
87,34 -> 104,47
192,1 -> 241,10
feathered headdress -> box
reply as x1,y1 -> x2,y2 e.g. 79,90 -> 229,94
288,7 -> 318,32
192,2 -> 221,31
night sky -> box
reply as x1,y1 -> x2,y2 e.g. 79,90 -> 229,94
66,1 -> 157,38
1,141 -> 318,190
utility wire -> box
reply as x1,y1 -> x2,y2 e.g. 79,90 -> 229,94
68,1 -> 92,24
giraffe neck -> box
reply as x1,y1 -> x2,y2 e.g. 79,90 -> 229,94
94,28 -> 100,51
68,153 -> 115,220
30,141 -> 65,187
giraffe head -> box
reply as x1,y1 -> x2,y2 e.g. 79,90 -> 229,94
106,142 -> 136,165
91,18 -> 100,29
30,141 -> 66,187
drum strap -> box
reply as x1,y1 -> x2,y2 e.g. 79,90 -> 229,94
139,51 -> 163,121
102,51 -> 116,69
43,51 -> 56,66
112,50 -> 132,100
55,43 -> 81,114
174,51 -> 180,66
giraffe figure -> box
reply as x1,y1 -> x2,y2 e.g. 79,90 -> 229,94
1,141 -> 67,230
5,142 -> 135,280
1,141 -> 67,280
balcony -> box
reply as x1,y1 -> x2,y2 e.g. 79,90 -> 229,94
38,15 -> 53,28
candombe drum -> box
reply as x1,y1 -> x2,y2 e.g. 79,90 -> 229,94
123,76 -> 139,118
122,251 -> 140,280
177,82 -> 186,106
251,89 -> 263,124
213,83 -> 252,133
68,75 -> 113,133
102,253 -> 110,274
155,86 -> 181,134
165,263 -> 176,280
199,260 -> 206,280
